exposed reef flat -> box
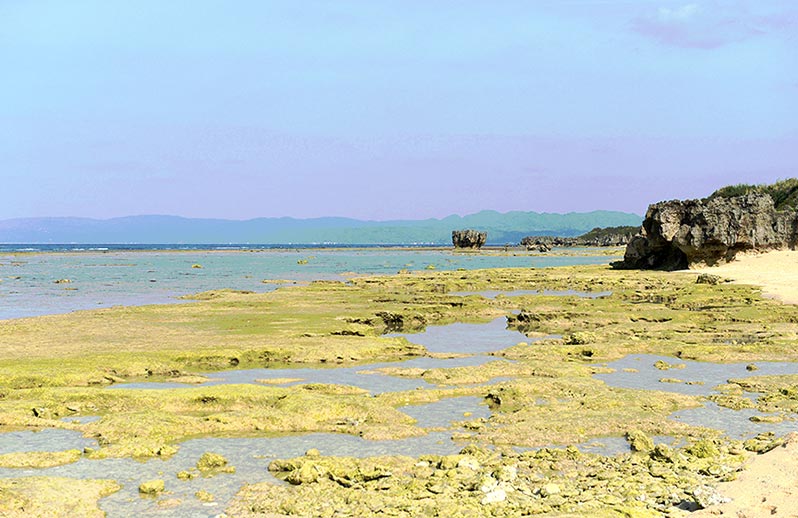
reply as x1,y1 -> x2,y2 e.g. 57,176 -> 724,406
1,261 -> 798,516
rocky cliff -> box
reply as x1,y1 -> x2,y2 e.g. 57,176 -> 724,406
614,192 -> 798,270
452,229 -> 487,249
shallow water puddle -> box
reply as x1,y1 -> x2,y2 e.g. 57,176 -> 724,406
10,318 -> 797,516
596,354 -> 798,438
0,428 -> 98,454
0,398 -> 488,518
112,317 -> 530,392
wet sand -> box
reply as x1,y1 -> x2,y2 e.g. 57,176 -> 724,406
692,249 -> 798,305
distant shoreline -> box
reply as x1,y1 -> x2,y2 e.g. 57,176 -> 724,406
0,243 -> 624,256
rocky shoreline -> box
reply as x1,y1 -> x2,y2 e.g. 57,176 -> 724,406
615,186 -> 798,270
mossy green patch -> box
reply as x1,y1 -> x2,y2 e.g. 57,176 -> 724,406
0,477 -> 120,517
0,449 -> 82,468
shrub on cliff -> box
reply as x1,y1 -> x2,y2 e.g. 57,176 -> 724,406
710,179 -> 798,211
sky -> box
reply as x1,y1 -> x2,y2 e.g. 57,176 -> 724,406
1,0 -> 796,221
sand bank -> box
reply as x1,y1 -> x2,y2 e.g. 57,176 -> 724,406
692,249 -> 798,305
692,433 -> 798,517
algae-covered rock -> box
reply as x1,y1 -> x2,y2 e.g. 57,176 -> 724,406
626,430 -> 654,453
176,470 -> 194,480
0,477 -> 121,517
197,452 -> 228,470
563,332 -> 596,345
195,490 -> 214,502
743,432 -> 783,453
193,452 -> 235,477
138,479 -> 165,495
685,439 -> 720,459
696,274 -> 721,285
649,444 -> 675,463
749,414 -> 783,423
0,449 -> 82,468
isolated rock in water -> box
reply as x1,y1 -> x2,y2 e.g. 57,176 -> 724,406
452,229 -> 487,249
138,479 -> 165,495
614,191 -> 798,270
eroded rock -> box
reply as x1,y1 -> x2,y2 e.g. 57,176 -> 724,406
614,191 -> 798,270
452,230 -> 487,249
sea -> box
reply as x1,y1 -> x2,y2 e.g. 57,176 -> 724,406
0,244 -> 619,320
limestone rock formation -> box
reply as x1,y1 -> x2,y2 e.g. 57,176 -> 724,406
452,229 -> 487,249
521,226 -> 639,250
614,192 -> 798,270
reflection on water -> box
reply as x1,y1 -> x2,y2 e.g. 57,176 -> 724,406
387,316 -> 532,355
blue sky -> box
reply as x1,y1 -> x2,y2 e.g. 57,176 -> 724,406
1,1 -> 796,220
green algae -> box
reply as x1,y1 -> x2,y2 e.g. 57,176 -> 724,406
227,439 -> 747,517
1,263 -> 798,515
717,374 -> 798,415
0,477 -> 121,517
0,449 -> 82,468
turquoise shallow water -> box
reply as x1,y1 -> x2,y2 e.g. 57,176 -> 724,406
0,248 -> 616,320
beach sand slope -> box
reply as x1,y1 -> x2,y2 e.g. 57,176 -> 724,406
692,250 -> 798,305
691,433 -> 798,517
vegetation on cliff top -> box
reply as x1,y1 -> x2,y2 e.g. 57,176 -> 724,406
577,225 -> 640,240
709,178 -> 798,210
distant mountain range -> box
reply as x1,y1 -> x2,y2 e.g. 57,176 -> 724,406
0,211 -> 643,245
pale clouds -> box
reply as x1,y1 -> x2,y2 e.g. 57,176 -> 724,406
632,1 -> 796,49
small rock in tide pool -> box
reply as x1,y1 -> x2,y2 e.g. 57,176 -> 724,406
197,452 -> 235,475
749,415 -> 783,423
626,430 -> 654,452
195,490 -> 215,502
139,479 -> 165,495
176,470 -> 197,480
197,452 -> 228,469
746,363 -> 759,371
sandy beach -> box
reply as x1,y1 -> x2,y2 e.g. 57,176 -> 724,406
692,249 -> 798,305
691,249 -> 798,517
691,433 -> 798,517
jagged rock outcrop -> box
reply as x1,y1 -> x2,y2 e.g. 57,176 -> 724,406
520,227 -> 638,250
452,229 -> 487,249
614,193 -> 798,270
